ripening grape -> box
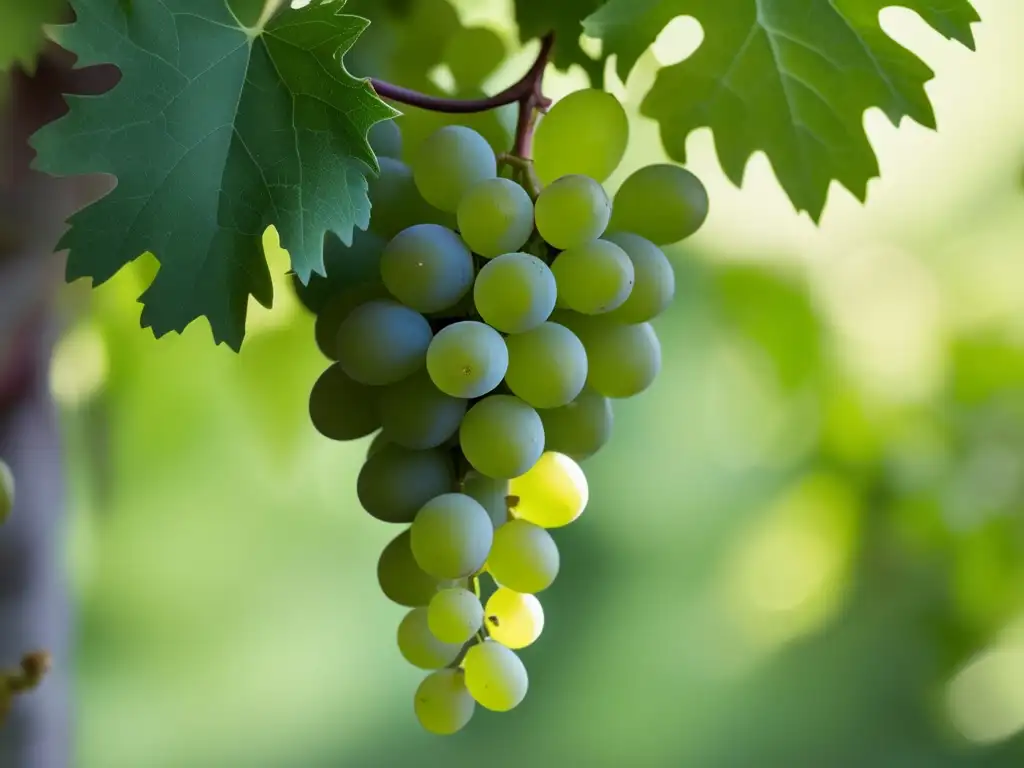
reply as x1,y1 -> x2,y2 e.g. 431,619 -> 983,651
533,89 -> 628,186
336,300 -> 433,386
509,452 -> 588,528
0,459 -> 13,524
461,472 -> 510,528
484,588 -> 544,650
313,281 -> 389,360
378,529 -> 440,607
603,232 -> 675,323
308,363 -> 381,441
610,164 -> 709,245
380,224 -> 474,313
414,669 -> 476,735
487,519 -> 560,593
379,369 -> 467,450
412,125 -> 497,213
428,587 -> 484,644
456,178 -> 534,258
538,388 -> 613,460
410,493 -> 494,579
426,321 -> 508,399
462,639 -> 528,712
459,396 -> 544,480
358,445 -> 455,524
577,320 -> 662,398
369,157 -> 452,240
534,174 -> 611,251
473,252 -> 556,334
398,608 -> 464,669
504,322 -> 587,409
369,119 -> 402,159
551,239 -> 634,315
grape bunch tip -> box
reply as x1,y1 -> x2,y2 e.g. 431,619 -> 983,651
303,86 -> 708,735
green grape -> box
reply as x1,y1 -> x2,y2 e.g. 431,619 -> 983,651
610,164 -> 709,245
378,529 -> 440,607
459,396 -> 544,480
428,587 -> 484,644
369,157 -> 452,240
414,669 -> 476,735
473,253 -> 556,334
369,119 -> 402,159
551,239 -> 634,315
308,363 -> 381,441
534,174 -> 611,251
487,519 -> 559,593
533,88 -> 629,186
456,178 -> 534,258
426,321 -> 508,399
0,459 -> 13,525
313,282 -> 389,360
484,588 -> 544,650
379,369 -> 467,450
412,125 -> 497,213
538,388 -> 613,460
294,229 -> 385,315
577,320 -> 662,398
504,322 -> 587,409
336,300 -> 433,386
461,472 -> 510,528
366,432 -> 390,459
358,445 -> 455,524
398,608 -> 464,670
380,224 -> 474,313
604,232 -> 675,323
410,493 -> 494,579
509,452 -> 588,529
462,639 -> 528,712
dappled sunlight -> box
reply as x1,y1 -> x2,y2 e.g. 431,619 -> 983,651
651,16 -> 702,67
49,320 -> 108,408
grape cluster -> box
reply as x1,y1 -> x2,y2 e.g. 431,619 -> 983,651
301,89 -> 708,734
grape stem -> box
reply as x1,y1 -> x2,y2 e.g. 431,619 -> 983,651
369,33 -> 554,160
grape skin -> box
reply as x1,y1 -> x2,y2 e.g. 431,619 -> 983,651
412,125 -> 497,213
551,239 -> 635,315
461,472 -> 511,528
462,639 -> 528,712
576,319 -> 662,399
380,224 -> 474,313
428,587 -> 484,644
484,588 -> 544,650
369,119 -> 402,159
379,369 -> 467,450
378,529 -> 440,607
503,322 -> 587,409
534,175 -> 611,251
473,252 -> 556,334
604,232 -> 675,323
533,88 -> 629,186
313,282 -> 389,361
414,669 -> 476,735
509,451 -> 589,529
457,178 -> 534,259
369,157 -> 453,240
610,164 -> 709,245
426,321 -> 509,399
294,229 -> 385,316
459,396 -> 544,480
538,387 -> 613,460
410,493 -> 495,579
487,519 -> 560,593
308,363 -> 381,441
398,608 -> 463,670
358,445 -> 455,524
336,300 -> 433,386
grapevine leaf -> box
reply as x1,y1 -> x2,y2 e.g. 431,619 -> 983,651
583,0 -> 980,220
514,0 -> 605,84
31,0 -> 396,350
0,0 -> 66,73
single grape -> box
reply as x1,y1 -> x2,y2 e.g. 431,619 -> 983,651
487,519 -> 559,593
456,178 -> 534,258
461,472 -> 510,528
426,321 -> 508,399
411,493 -> 494,580
462,639 -> 528,712
533,89 -> 629,186
412,125 -> 497,213
369,119 -> 402,159
378,529 -> 440,607
428,587 -> 484,644
336,300 -> 433,386
551,239 -> 634,315
504,322 -> 587,409
358,445 -> 455,524
538,388 -> 613,460
379,369 -> 467,450
577,320 -> 662,398
308,363 -> 381,441
369,157 -> 453,240
534,175 -> 611,251
0,459 -> 13,524
414,669 -> 476,735
610,164 -> 709,245
473,253 -> 556,334
603,232 -> 675,323
460,396 -> 544,480
380,224 -> 474,313
294,229 -> 385,315
484,588 -> 544,650
509,452 -> 588,528
313,282 -> 389,360
398,608 -> 464,670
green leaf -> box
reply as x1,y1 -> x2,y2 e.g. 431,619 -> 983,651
31,0 -> 396,351
514,0 -> 605,83
584,0 -> 980,220
0,0 -> 66,73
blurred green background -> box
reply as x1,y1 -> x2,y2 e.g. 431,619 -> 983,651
31,0 -> 1024,765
